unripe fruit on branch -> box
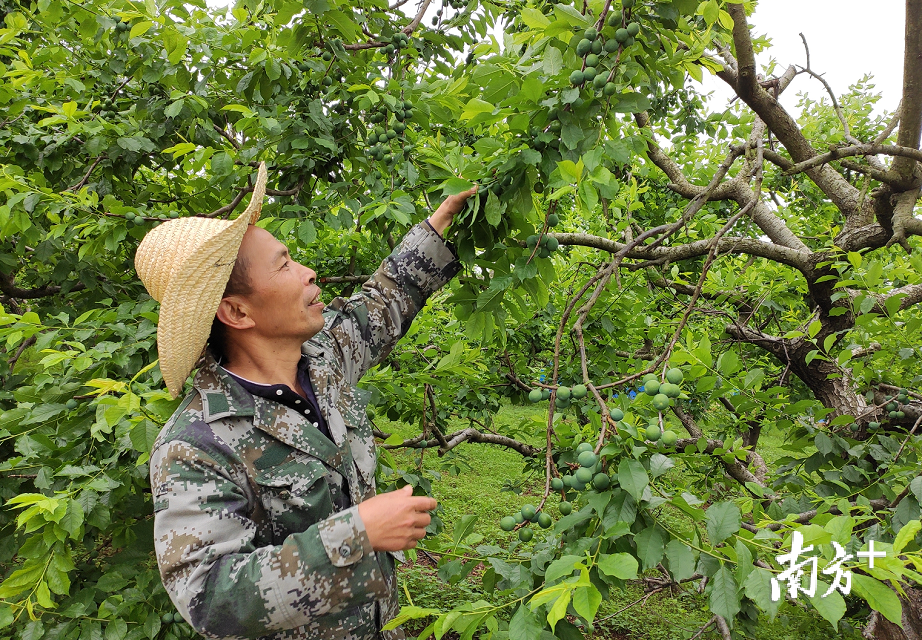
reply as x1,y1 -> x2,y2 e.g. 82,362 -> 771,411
578,451 -> 597,468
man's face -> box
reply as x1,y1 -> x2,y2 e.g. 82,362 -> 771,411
232,225 -> 325,342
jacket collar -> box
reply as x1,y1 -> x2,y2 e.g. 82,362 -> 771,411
193,353 -> 341,461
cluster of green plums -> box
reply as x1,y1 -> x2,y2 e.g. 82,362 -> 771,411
365,100 -> 415,164
862,388 -> 913,431
124,210 -> 180,228
568,0 -> 640,95
528,382 -> 588,409
500,503 -> 554,542
522,214 -> 561,258
381,32 -> 410,57
640,369 -> 685,411
159,611 -> 196,639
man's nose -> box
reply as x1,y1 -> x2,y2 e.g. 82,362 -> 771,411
302,265 -> 317,286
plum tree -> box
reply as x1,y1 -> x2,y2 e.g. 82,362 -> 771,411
1,0 -> 921,638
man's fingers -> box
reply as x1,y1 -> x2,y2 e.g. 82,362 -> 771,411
412,512 -> 432,528
407,496 -> 437,511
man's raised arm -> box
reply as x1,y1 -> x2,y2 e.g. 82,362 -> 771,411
321,187 -> 477,385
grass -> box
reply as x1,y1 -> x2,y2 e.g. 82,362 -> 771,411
377,403 -> 856,640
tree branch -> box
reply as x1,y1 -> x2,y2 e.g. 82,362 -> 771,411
440,427 -> 539,457
891,1 -> 922,186
724,4 -> 860,216
783,143 -> 922,176
0,272 -> 86,299
550,232 -> 810,273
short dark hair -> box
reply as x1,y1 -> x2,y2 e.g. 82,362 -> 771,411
207,255 -> 251,363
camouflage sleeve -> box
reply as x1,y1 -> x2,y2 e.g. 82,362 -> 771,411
151,439 -> 387,639
323,222 -> 461,384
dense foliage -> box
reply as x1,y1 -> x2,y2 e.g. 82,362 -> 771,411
1,0 -> 922,638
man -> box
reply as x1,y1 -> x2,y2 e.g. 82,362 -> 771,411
134,162 -> 477,640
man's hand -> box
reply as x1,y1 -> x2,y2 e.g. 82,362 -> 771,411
358,484 -> 437,552
427,184 -> 478,236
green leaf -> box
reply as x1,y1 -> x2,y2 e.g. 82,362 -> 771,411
744,568 -> 780,620
508,604 -> 543,640
617,459 -> 648,501
129,419 -> 161,454
0,605 -> 13,629
297,220 -> 317,244
441,178 -> 476,196
265,57 -> 282,81
545,555 -> 582,583
634,525 -> 667,570
129,20 -> 153,39
717,351 -> 739,375
665,540 -> 696,581
162,29 -> 189,64
708,564 -> 740,621
484,191 -> 502,226
451,514 -> 478,546
597,552 -> 638,580
893,520 -> 922,554
571,585 -> 602,622
381,605 -> 440,631
610,92 -> 651,113
706,501 -> 741,544
649,453 -> 674,478
546,585 -> 571,631
851,574 -> 903,625
808,582 -> 846,631
164,99 -> 184,118
105,619 -> 128,640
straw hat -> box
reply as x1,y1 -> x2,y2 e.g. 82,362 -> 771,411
135,162 -> 268,398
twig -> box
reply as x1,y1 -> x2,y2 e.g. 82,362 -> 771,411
66,156 -> 105,192
894,413 -> 922,463
8,335 -> 36,373
205,187 -> 248,218
688,616 -> 717,640
797,33 -> 862,146
402,0 -> 432,34
213,124 -> 241,150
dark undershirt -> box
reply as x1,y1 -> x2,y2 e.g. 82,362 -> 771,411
222,356 -> 332,441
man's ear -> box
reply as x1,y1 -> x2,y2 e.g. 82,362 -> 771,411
216,296 -> 256,331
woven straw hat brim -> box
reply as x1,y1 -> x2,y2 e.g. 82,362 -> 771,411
135,163 -> 267,398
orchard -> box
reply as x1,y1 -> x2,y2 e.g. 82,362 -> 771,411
0,0 -> 922,638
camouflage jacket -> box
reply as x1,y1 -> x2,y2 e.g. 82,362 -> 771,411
150,223 -> 460,640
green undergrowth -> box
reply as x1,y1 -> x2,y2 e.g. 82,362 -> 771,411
376,402 -> 850,639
